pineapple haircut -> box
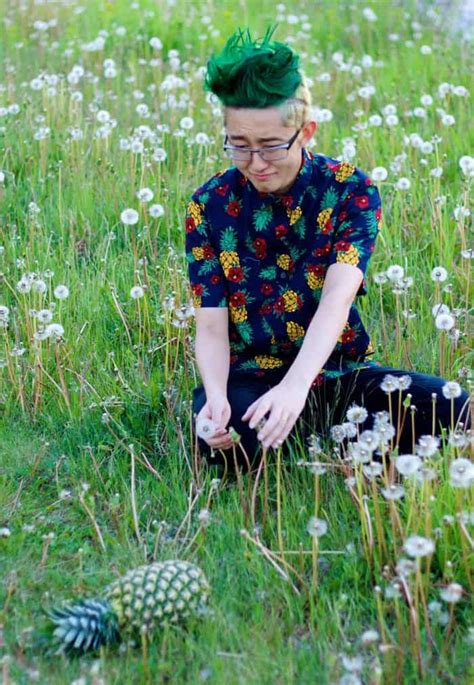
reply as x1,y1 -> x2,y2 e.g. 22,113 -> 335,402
205,26 -> 311,126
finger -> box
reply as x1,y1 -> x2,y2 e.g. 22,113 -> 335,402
257,411 -> 285,444
241,399 -> 259,422
248,403 -> 271,430
264,415 -> 294,449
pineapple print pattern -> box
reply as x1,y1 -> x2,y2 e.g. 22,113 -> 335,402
185,148 -> 381,380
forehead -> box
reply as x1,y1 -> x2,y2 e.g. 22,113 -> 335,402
224,106 -> 292,141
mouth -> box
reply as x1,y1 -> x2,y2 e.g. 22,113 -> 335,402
253,173 -> 274,181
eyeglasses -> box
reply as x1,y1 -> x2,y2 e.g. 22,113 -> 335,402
223,128 -> 302,162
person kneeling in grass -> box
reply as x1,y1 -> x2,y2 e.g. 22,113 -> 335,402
185,27 -> 470,469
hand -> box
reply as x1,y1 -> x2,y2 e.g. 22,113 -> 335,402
195,393 -> 234,450
241,380 -> 309,449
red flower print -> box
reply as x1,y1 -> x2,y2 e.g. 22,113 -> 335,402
364,177 -> 373,185
227,200 -> 241,217
311,373 -> 324,388
202,244 -> 215,259
313,243 -> 331,257
255,247 -> 267,259
275,224 -> 289,239
274,297 -> 286,313
230,354 -> 238,364
192,284 -> 204,296
215,184 -> 229,196
342,228 -> 354,239
259,303 -> 272,315
297,296 -> 303,309
335,240 -> 351,252
229,291 -> 246,307
337,210 -> 349,222
341,329 -> 356,343
322,219 -> 333,234
327,162 -> 339,173
185,217 -> 196,233
210,274 -> 221,285
227,267 -> 244,283
255,370 -> 266,377
281,195 -> 293,208
308,264 -> 326,276
238,174 -> 247,186
253,238 -> 267,250
281,341 -> 293,351
354,195 -> 369,209
349,346 -> 358,358
261,283 -> 273,296
375,207 -> 382,222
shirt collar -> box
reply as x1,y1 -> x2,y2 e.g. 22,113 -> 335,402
243,147 -> 313,208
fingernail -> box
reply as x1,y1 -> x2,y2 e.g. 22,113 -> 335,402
249,423 -> 254,429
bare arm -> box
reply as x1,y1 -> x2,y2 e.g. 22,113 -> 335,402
195,307 -> 230,398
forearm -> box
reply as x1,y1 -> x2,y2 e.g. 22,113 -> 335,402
195,327 -> 230,398
282,293 -> 352,393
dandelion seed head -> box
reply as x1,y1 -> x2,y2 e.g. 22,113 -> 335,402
195,417 -> 216,440
53,285 -> 69,300
403,535 -> 435,558
373,272 -> 388,285
358,429 -> 380,451
120,208 -> 139,225
415,434 -> 440,457
395,454 -> 422,476
130,285 -> 145,299
360,629 -> 380,645
381,484 -> 405,500
440,583 -> 463,603
449,458 -> 474,488
346,404 -> 368,424
363,462 -> 383,478
330,424 -> 347,443
395,558 -> 416,577
431,266 -> 448,282
441,381 -> 462,399
306,516 -> 328,538
380,374 -> 399,393
435,313 -> 455,330
395,177 -> 411,190
341,654 -> 364,672
370,166 -> 388,182
136,187 -> 154,203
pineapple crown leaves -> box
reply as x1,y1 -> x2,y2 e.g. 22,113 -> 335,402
204,26 -> 302,108
46,598 -> 120,656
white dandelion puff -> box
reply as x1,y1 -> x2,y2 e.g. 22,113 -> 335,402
346,405 -> 368,424
370,166 -> 388,182
416,434 -> 440,457
381,484 -> 405,500
136,187 -> 154,203
130,286 -> 145,299
441,381 -> 462,399
149,203 -> 165,218
306,516 -> 328,538
120,208 -> 139,225
180,116 -> 194,130
53,285 -> 69,300
440,583 -> 464,603
380,374 -> 399,393
395,454 -> 422,476
403,535 -> 435,558
195,417 -> 216,440
449,458 -> 474,488
431,266 -> 448,282
395,177 -> 411,190
435,313 -> 455,330
386,265 -> 404,282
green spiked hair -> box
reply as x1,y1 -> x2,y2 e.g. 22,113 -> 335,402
204,26 -> 303,109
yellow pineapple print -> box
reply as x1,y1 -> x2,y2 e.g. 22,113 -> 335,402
229,305 -> 247,324
192,247 -> 205,261
317,207 -> 333,230
187,200 -> 204,226
336,244 -> 359,266
365,341 -> 375,355
192,294 -> 202,308
255,355 -> 283,369
270,335 -> 277,344
276,254 -> 292,270
306,273 -> 325,290
286,321 -> 305,342
282,290 -> 299,312
219,251 -> 240,277
286,206 -> 302,226
335,162 -> 355,183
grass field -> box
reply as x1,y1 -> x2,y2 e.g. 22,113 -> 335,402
0,0 -> 473,683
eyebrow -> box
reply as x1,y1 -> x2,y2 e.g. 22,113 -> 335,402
227,135 -> 285,144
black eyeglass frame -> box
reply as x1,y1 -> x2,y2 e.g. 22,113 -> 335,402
223,127 -> 303,161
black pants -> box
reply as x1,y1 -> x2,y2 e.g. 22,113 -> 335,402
191,366 -> 471,468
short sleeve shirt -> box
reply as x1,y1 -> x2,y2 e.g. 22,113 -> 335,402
185,148 -> 382,386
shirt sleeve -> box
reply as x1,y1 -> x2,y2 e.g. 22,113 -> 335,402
184,195 -> 229,308
328,178 -> 382,296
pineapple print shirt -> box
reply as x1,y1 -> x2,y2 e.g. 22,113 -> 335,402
185,148 -> 382,385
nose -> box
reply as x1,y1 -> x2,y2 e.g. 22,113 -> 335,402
248,151 -> 271,173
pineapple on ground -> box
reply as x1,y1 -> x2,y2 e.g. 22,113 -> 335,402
48,560 -> 210,655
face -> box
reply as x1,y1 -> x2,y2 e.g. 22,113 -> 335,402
224,107 -> 317,195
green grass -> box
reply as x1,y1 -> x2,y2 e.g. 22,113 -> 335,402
0,0 -> 473,682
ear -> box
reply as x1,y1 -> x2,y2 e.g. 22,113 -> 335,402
301,119 -> 317,146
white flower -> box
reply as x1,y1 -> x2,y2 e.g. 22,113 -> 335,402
136,187 -> 154,203
358,430 -> 380,451
0,527 -> 11,538
370,166 -> 388,182
420,94 -> 433,106
120,208 -> 139,225
306,516 -> 328,538
197,508 -> 211,527
149,37 -> 163,50
435,313 -> 455,330
380,374 -> 399,393
368,114 -> 382,127
346,405 -> 368,424
420,45 -> 432,55
362,7 -> 377,21
46,323 -> 64,338
373,272 -> 388,285
153,148 -> 167,162
403,535 -> 435,558
37,309 -> 53,324
17,278 -> 31,294
395,177 -> 411,190
363,462 -> 383,478
0,305 -> 9,320
53,285 -> 69,300
0,171 -> 4,183
431,266 -> 448,282
449,458 -> 474,488
432,303 -> 450,317
330,424 -> 347,443
341,655 -> 364,672
441,114 -> 455,126
396,558 -> 415,577
398,375 -> 412,390
381,484 -> 405,500
195,132 -> 210,145
440,583 -> 463,603
342,422 -> 357,439
442,381 -> 462,399
415,435 -> 440,457
130,286 -> 145,300
386,264 -> 404,282
149,203 -> 164,218
453,206 -> 470,221
195,417 -> 216,440
395,454 -> 422,476
459,155 -> 474,177
360,629 -> 380,645
33,279 -> 47,294
430,167 -> 443,177
179,116 -> 194,130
